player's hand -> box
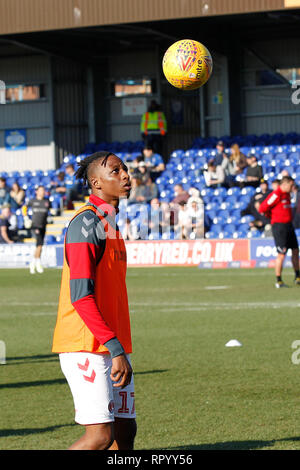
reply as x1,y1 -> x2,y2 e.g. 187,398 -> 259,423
110,354 -> 132,389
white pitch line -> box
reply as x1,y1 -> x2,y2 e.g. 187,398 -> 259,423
1,302 -> 298,318
129,301 -> 300,308
3,300 -> 298,308
1,301 -> 299,318
204,285 -> 230,290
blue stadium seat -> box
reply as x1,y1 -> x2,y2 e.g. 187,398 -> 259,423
227,187 -> 241,196
226,215 -> 239,224
55,235 -> 64,244
194,156 -> 207,167
45,235 -> 56,245
225,195 -> 238,205
224,223 -> 236,233
210,223 -> 223,233
171,150 -> 185,159
239,223 -> 250,233
184,149 -> 197,158
206,210 -> 217,221
219,230 -> 234,239
212,216 -> 224,225
148,232 -> 161,240
63,154 -> 76,166
41,176 -> 52,186
205,231 -> 217,239
241,215 -> 254,224
17,215 -> 24,229
162,231 -> 175,240
234,229 -> 248,238
217,209 -> 231,220
8,177 -> 19,186
241,186 -> 256,196
248,230 -> 262,238
212,187 -> 227,197
201,188 -> 214,197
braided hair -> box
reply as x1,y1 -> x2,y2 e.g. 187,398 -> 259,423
75,151 -> 114,188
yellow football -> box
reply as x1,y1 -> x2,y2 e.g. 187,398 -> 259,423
162,39 -> 213,90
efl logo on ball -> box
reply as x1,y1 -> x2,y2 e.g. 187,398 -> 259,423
162,39 -> 213,90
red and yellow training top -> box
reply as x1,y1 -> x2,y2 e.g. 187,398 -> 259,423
52,194 -> 132,355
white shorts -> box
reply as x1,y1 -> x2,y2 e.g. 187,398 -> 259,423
59,352 -> 136,425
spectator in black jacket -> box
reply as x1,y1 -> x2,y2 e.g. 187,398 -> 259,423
213,141 -> 226,166
244,155 -> 263,188
241,180 -> 271,232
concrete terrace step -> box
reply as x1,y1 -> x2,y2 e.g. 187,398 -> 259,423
45,200 -> 86,237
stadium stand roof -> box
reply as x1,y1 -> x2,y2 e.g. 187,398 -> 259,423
0,0 -> 292,36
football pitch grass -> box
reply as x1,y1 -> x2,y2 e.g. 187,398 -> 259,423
1,266 -> 300,450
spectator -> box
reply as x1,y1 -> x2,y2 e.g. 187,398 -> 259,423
0,205 -> 14,244
250,200 -> 271,233
0,177 -> 11,207
186,198 -> 205,239
280,169 -> 290,179
139,176 -> 158,203
271,179 -> 280,191
149,198 -> 162,235
122,217 -> 139,241
127,177 -> 145,204
213,140 -> 226,166
187,188 -> 204,212
64,164 -> 81,209
130,155 -> 142,171
241,181 -> 271,233
140,100 -> 167,157
252,180 -> 272,204
221,154 -> 237,188
132,161 -> 151,184
244,155 -> 263,188
142,145 -> 165,174
160,201 -> 172,235
51,171 -> 67,195
171,184 -> 190,205
229,143 -> 248,175
10,182 -> 25,209
204,160 -> 225,188
241,180 -> 269,214
188,187 -> 201,199
174,201 -> 189,239
169,184 -> 190,230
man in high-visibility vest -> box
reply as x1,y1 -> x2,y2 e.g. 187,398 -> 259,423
140,100 -> 167,158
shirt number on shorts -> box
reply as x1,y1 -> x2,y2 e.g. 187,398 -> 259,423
118,391 -> 135,415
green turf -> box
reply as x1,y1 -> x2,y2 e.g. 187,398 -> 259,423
1,266 -> 300,450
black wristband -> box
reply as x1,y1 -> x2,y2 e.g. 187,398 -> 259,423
104,337 -> 125,358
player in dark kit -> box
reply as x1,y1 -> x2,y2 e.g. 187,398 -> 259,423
259,176 -> 300,288
27,185 -> 51,274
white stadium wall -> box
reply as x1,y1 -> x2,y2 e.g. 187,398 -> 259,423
241,37 -> 300,136
0,55 -> 55,171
